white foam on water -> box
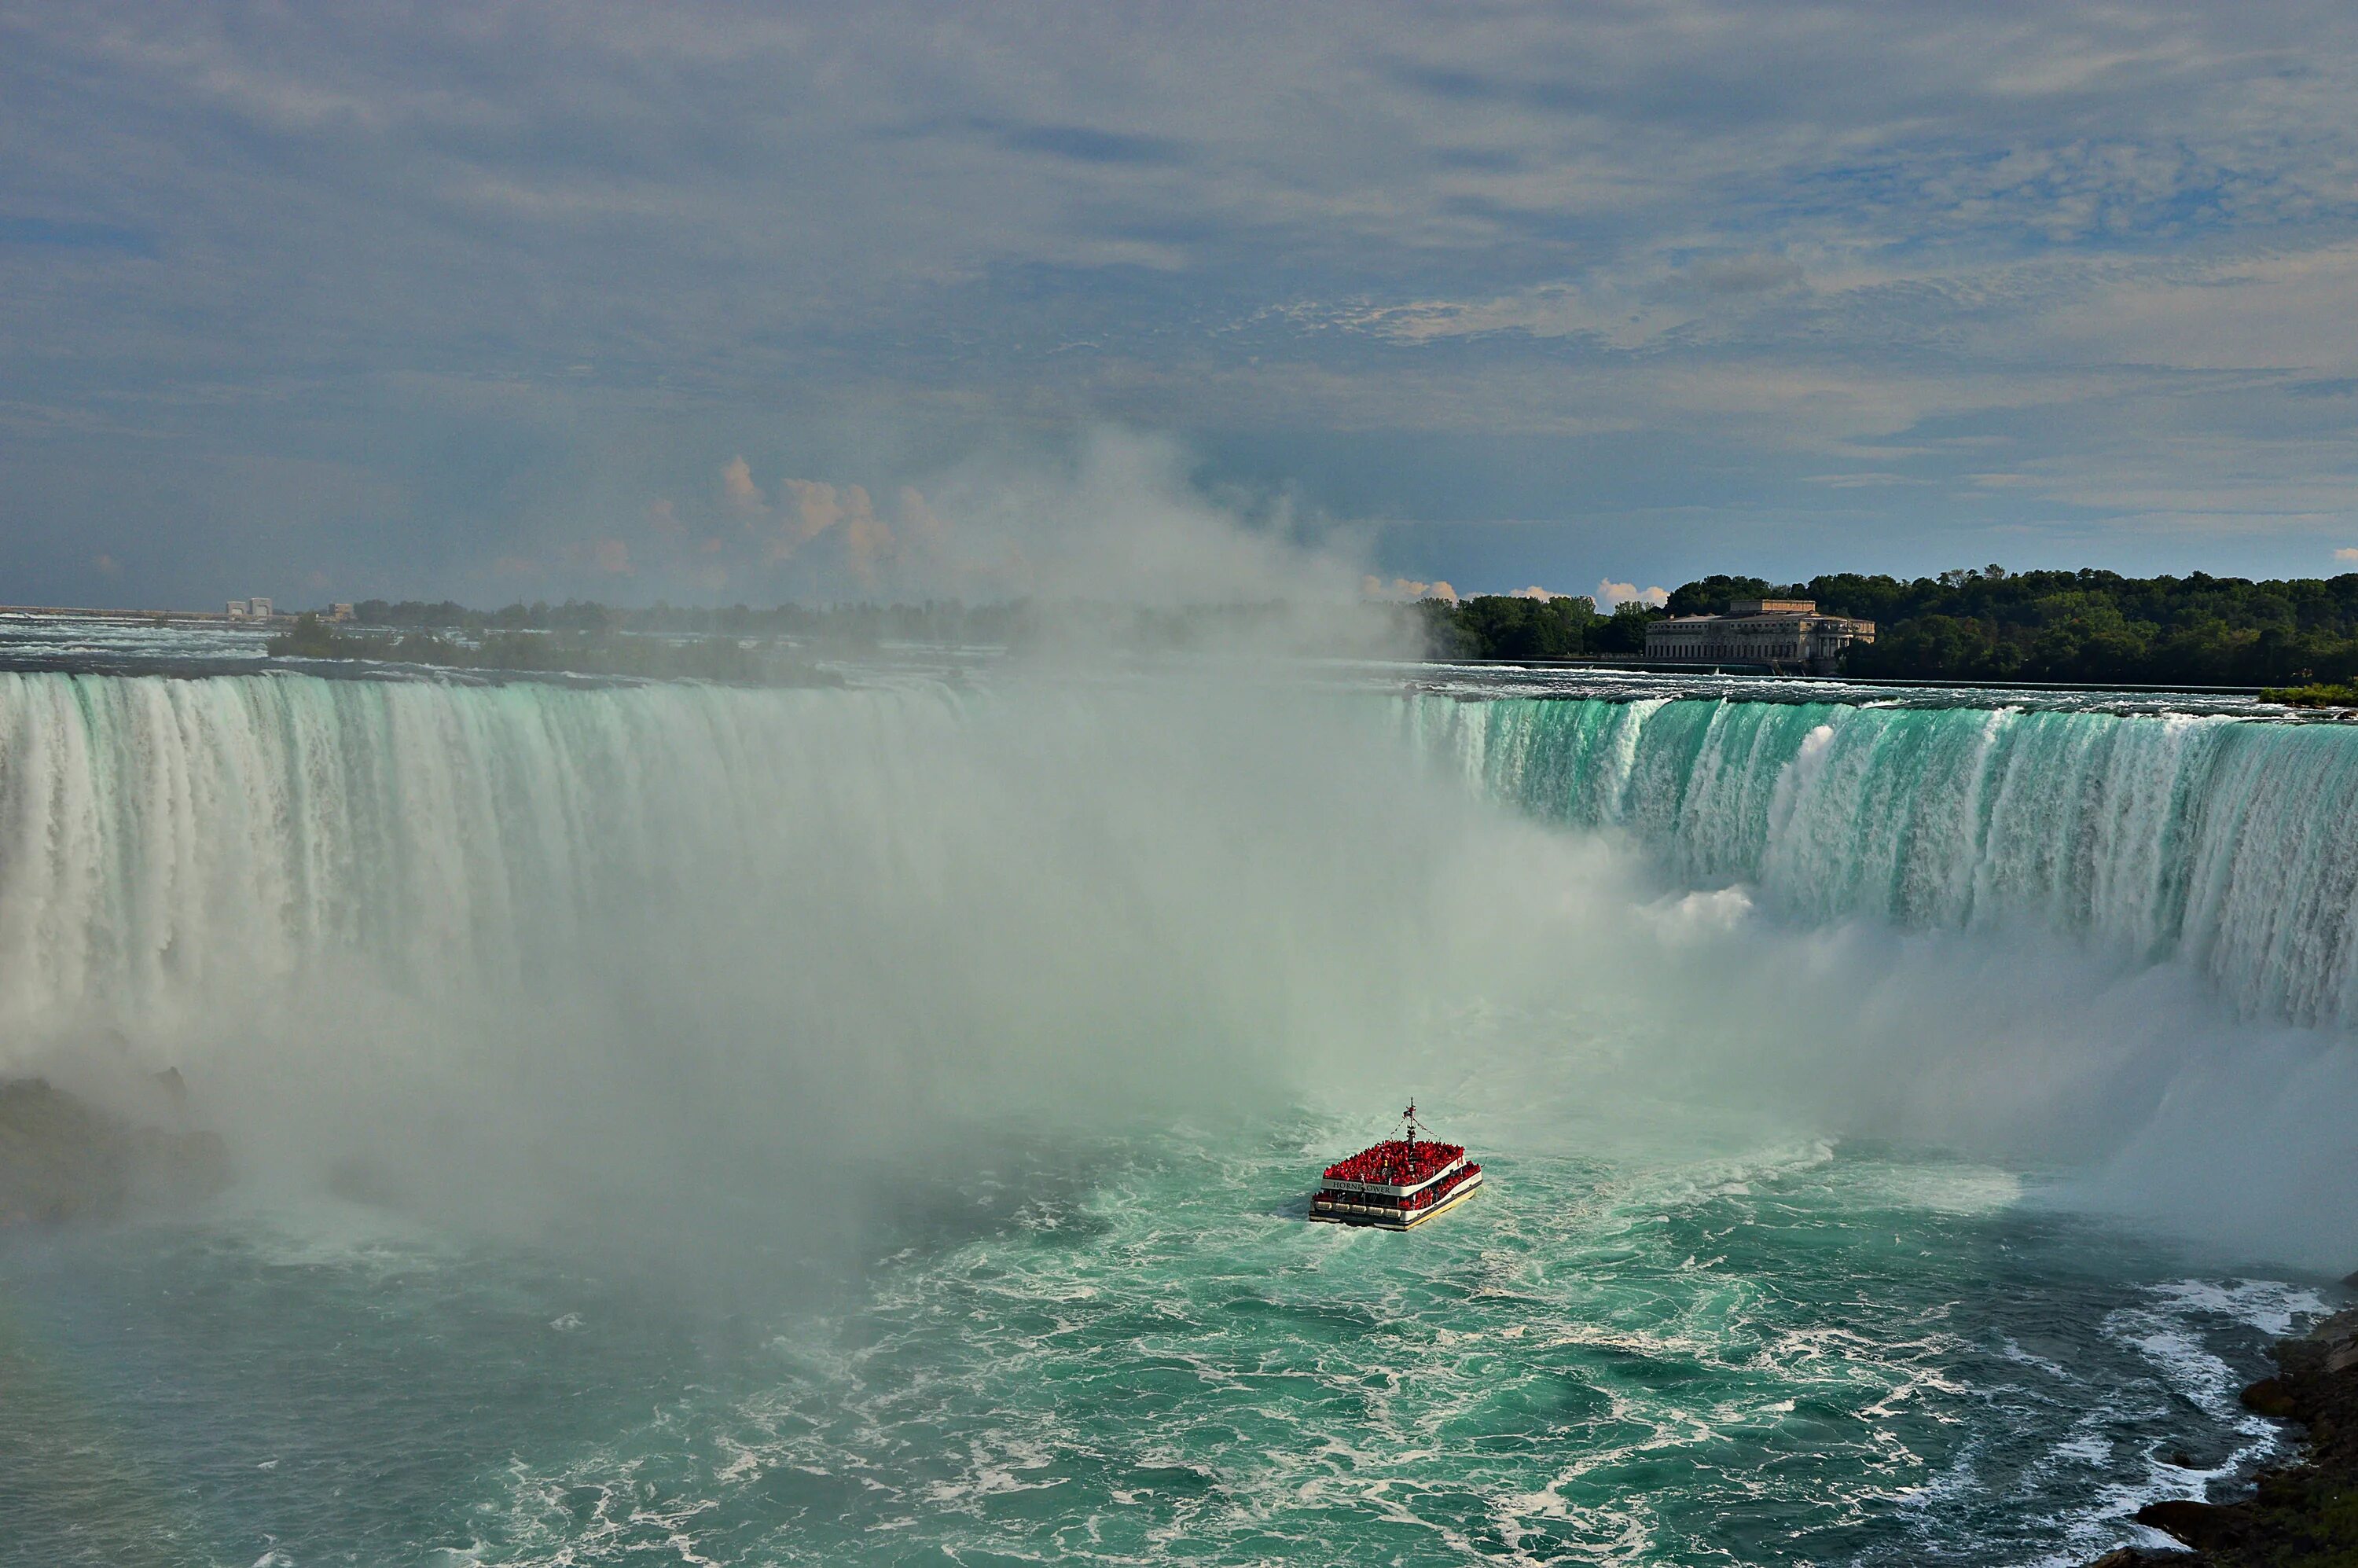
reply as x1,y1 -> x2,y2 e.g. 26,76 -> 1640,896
441,1118 -> 2299,1566
1984,1275 -> 2330,1566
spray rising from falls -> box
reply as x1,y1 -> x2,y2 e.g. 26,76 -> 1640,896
0,668 -> 1508,1267
1412,695 -> 2358,1030
6,669 -> 2358,1265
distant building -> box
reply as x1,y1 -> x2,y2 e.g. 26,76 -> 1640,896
1644,598 -> 1875,676
248,597 -> 273,620
329,603 -> 355,622
226,600 -> 250,619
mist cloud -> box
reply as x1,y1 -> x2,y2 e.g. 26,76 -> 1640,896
614,428 -> 1376,606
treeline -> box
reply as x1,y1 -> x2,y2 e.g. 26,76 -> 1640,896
1670,568 -> 2358,685
1422,568 -> 2358,686
1416,594 -> 1653,660
336,569 -> 2358,686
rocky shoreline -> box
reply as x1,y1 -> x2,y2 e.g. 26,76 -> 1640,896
2088,1304 -> 2358,1566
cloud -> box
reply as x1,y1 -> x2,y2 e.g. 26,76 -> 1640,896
837,496 -> 894,586
1508,585 -> 1570,601
2338,548 -> 2358,563
592,539 -> 632,575
698,464 -> 942,589
1596,579 -> 1669,609
1320,283 -> 1695,352
9,2 -> 2358,601
1364,575 -> 1457,603
721,458 -> 764,516
90,552 -> 121,578
777,479 -> 873,553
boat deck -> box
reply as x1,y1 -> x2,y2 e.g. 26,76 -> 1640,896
1309,1169 -> 1483,1229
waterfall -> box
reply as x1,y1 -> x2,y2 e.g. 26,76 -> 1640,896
0,670 -> 1463,1152
6,668 -> 2354,1085
0,670 -> 977,1039
6,668 -> 2358,1258
1411,694 -> 2358,1029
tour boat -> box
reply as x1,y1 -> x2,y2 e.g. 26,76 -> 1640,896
1309,1102 -> 1482,1229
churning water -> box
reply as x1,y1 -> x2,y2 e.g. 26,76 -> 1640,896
0,628 -> 2352,1566
0,1119 -> 2323,1566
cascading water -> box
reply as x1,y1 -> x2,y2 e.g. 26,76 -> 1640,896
0,669 -> 974,1034
1409,693 -> 2358,1030
1,660 -> 2350,1567
9,671 -> 2352,1045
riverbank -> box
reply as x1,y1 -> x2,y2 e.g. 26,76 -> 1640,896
2089,1305 -> 2358,1566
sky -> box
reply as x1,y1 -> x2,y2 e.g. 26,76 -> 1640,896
6,0 -> 2358,608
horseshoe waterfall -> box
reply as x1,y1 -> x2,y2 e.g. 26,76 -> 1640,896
1411,692 -> 2358,1029
4,665 -> 2356,1568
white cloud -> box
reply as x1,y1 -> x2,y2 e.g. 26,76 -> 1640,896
1596,578 -> 1669,609
1339,284 -> 1696,352
1364,576 -> 1458,603
721,457 -> 765,514
2036,244 -> 2358,374
2337,547 -> 2358,563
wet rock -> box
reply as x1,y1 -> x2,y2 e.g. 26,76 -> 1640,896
2135,1498 -> 2235,1549
2241,1377 -> 2297,1419
2077,1298 -> 2358,1565
0,1077 -> 230,1228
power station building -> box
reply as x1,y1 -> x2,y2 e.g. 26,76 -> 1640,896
1644,598 -> 1875,676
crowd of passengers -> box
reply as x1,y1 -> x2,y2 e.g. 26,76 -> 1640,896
1321,1140 -> 1465,1184
1318,1164 -> 1480,1209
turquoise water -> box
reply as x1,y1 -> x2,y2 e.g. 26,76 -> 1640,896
1,659 -> 2354,1565
0,1111 -> 2320,1567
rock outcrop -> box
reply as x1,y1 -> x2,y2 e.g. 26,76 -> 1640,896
0,1076 -> 229,1227
2084,1306 -> 2358,1566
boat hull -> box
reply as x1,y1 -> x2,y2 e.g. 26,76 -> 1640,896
1309,1170 -> 1482,1229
